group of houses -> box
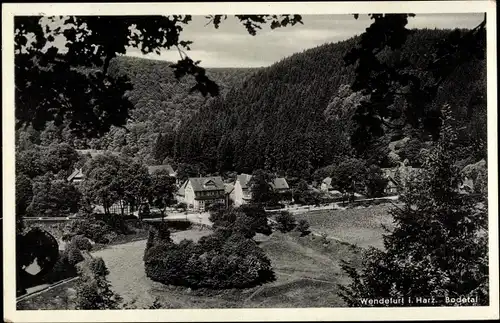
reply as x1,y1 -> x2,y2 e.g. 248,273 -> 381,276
67,150 -> 291,213
174,173 -> 290,211
67,150 -> 482,214
318,162 -> 423,197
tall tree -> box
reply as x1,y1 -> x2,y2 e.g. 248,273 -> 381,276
81,154 -> 125,215
345,13 -> 486,154
149,169 -> 176,220
339,109 -> 488,306
16,173 -> 33,218
27,173 -> 81,217
82,154 -> 151,216
365,165 -> 389,198
44,142 -> 79,177
330,158 -> 367,201
249,169 -> 276,206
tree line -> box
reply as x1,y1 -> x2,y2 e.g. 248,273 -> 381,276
155,28 -> 486,179
15,143 -> 177,220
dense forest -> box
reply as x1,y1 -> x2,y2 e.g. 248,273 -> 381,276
16,28 -> 486,178
162,28 -> 486,178
16,56 -> 256,165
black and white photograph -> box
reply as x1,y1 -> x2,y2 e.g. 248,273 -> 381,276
2,1 -> 498,322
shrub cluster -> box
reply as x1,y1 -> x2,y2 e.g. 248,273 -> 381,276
44,250 -> 79,282
70,234 -> 93,251
63,219 -> 116,244
144,222 -> 172,260
209,205 -> 272,238
295,219 -> 311,236
94,213 -> 136,234
274,211 -> 297,233
35,235 -> 92,286
75,257 -> 122,310
144,229 -> 274,289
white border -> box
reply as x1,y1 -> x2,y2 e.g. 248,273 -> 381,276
2,1 -> 498,322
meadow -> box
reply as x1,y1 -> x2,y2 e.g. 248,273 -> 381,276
294,204 -> 396,249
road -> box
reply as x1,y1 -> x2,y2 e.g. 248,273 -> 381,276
143,212 -> 213,227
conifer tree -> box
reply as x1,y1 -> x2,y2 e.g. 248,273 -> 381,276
338,105 -> 488,306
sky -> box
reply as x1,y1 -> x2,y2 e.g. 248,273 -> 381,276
44,13 -> 485,68
125,14 -> 484,67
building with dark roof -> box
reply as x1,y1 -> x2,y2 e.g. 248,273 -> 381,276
176,176 -> 226,211
229,173 -> 290,206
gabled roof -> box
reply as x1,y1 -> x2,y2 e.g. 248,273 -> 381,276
176,180 -> 187,196
67,168 -> 84,182
270,177 -> 289,190
224,183 -> 234,194
147,164 -> 176,176
189,176 -> 225,192
322,177 -> 332,185
235,173 -> 289,191
236,174 -> 253,189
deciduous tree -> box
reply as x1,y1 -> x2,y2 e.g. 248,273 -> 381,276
82,154 -> 151,216
249,169 -> 277,205
365,165 -> 388,198
16,173 -> 33,218
149,169 -> 176,220
27,173 -> 81,217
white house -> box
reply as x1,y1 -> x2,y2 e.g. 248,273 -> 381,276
176,176 -> 226,211
230,174 -> 253,206
320,177 -> 333,192
229,173 -> 290,206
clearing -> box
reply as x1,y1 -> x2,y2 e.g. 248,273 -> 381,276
18,204 -> 394,309
18,229 -> 363,309
294,204 -> 396,249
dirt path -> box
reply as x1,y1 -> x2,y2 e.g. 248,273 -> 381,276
91,229 -> 212,308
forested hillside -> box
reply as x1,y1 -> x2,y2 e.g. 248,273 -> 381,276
167,29 -> 486,177
16,56 -> 256,164
99,57 -> 256,163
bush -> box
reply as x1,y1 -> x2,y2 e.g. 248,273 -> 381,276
144,231 -> 274,289
64,244 -> 85,266
70,235 -> 93,251
63,219 -> 115,244
365,165 -> 389,198
210,205 -> 272,238
101,214 -> 132,234
295,219 -> 311,236
144,222 -> 171,260
75,257 -> 122,310
275,211 -> 296,233
138,203 -> 150,218
45,250 -> 78,282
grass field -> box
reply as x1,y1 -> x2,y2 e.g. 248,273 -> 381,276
294,204 -> 396,249
17,229 -> 363,309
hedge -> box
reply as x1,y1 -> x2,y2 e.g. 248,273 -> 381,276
144,230 -> 274,289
